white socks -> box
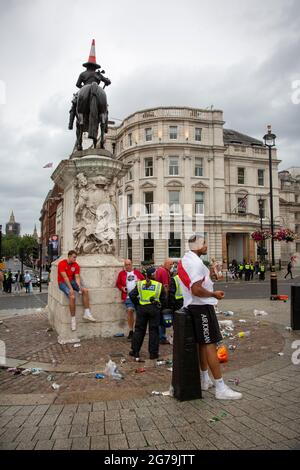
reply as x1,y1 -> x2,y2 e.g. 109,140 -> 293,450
200,369 -> 210,382
214,377 -> 226,391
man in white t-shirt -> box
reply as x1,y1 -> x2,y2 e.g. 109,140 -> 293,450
178,234 -> 242,400
116,260 -> 144,340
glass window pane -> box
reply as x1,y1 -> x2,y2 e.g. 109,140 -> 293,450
169,126 -> 178,139
169,156 -> 179,175
195,157 -> 203,176
195,128 -> 202,141
127,194 -> 133,217
168,232 -> 181,258
238,168 -> 245,184
258,169 -> 264,186
144,192 -> 153,214
144,233 -> 154,262
145,128 -> 152,141
144,158 -> 153,177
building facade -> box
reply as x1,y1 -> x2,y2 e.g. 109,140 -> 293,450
278,167 -> 300,264
39,184 -> 63,265
105,106 -> 282,266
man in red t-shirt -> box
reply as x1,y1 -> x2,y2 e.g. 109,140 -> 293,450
116,259 -> 144,340
155,259 -> 174,344
58,250 -> 96,331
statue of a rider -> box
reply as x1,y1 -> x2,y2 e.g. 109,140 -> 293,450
68,40 -> 111,134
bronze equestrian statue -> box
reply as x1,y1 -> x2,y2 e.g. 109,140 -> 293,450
69,40 -> 111,150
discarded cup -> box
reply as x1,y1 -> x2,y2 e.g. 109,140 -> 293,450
219,320 -> 234,328
278,352 -> 284,356
253,309 -> 268,317
285,326 -> 292,332
31,368 -> 43,375
156,360 -> 166,366
73,343 -> 81,348
51,383 -> 60,390
239,319 -> 246,323
135,368 -> 146,373
223,311 -> 234,316
21,369 -> 31,376
151,391 -> 161,395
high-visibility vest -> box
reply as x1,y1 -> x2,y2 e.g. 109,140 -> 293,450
239,265 -> 244,271
245,264 -> 250,270
174,275 -> 183,300
260,266 -> 265,272
137,280 -> 162,306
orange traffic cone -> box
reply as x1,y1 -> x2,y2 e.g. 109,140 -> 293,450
82,39 -> 100,69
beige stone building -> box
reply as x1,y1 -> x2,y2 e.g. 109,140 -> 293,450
278,167 -> 300,264
105,106 -> 284,266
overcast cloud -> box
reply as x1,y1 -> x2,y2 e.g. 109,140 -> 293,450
0,0 -> 299,234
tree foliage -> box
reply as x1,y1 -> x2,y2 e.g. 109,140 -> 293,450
2,234 -> 38,266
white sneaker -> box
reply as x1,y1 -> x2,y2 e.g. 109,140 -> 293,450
83,311 -> 96,322
71,317 -> 76,331
201,377 -> 214,391
215,384 -> 242,400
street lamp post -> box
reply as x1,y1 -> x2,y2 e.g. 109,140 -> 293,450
258,197 -> 265,262
0,224 -> 2,261
263,125 -> 278,299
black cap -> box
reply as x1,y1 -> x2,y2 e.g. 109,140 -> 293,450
146,267 -> 156,277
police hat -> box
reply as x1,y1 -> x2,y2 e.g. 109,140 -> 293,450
146,267 -> 156,277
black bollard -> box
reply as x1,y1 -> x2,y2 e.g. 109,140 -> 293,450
291,285 -> 300,330
172,308 -> 202,401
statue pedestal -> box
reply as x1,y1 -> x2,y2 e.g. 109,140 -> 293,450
48,255 -> 126,340
48,149 -> 131,341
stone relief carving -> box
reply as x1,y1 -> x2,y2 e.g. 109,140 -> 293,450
73,172 -> 117,254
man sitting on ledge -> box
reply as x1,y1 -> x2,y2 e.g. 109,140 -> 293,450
58,250 -> 96,331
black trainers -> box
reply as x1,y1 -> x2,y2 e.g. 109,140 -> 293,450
149,354 -> 159,360
129,350 -> 139,359
127,330 -> 133,341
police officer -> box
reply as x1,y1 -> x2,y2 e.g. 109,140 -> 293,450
238,262 -> 244,280
244,262 -> 250,281
129,267 -> 166,360
169,272 -> 184,313
259,263 -> 266,281
250,260 -> 254,280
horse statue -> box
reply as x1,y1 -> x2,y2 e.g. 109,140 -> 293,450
68,40 -> 111,151
75,80 -> 109,150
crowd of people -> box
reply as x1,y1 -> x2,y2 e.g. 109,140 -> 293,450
228,259 -> 266,281
0,269 -> 33,294
57,241 -> 241,401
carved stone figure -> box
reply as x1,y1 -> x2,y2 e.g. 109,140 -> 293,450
73,172 -> 117,254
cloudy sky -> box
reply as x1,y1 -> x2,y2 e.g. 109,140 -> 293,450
0,0 -> 299,235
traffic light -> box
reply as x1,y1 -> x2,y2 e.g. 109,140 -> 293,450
32,246 -> 39,260
257,247 -> 268,256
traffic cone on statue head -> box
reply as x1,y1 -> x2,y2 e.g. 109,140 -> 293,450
82,39 -> 101,69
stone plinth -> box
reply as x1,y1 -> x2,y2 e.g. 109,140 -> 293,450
48,255 -> 126,340
48,149 -> 131,341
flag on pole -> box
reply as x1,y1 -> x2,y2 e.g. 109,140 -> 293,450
43,163 -> 53,168
233,194 -> 248,213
